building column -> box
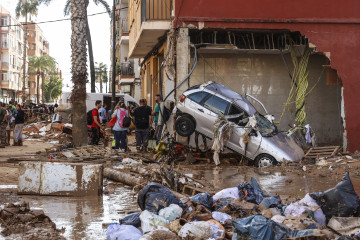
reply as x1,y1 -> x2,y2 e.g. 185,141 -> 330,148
175,28 -> 190,99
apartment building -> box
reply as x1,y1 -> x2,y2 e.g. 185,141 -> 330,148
127,0 -> 360,152
111,0 -> 140,101
26,23 -> 50,103
0,5 -> 26,103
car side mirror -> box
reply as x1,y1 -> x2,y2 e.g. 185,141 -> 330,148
248,128 -> 258,137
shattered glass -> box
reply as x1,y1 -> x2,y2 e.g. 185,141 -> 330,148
255,113 -> 278,137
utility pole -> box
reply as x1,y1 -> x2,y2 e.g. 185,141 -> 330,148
22,0 -> 28,104
111,0 -> 116,111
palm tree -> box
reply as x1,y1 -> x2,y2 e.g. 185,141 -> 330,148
15,0 -> 39,103
64,0 -> 111,93
95,62 -> 107,93
28,55 -> 56,103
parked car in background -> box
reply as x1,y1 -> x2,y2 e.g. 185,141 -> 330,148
174,81 -> 304,167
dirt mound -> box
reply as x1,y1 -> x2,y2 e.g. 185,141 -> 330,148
0,201 -> 65,240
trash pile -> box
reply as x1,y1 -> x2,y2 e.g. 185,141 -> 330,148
106,172 -> 360,240
23,122 -> 73,146
0,201 -> 65,240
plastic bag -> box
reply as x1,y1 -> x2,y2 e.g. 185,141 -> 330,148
158,204 -> 183,221
238,177 -> 264,204
213,187 -> 239,201
140,210 -> 169,234
261,197 -> 281,209
208,219 -> 225,239
137,182 -> 186,213
178,221 -> 213,239
106,223 -> 143,240
190,192 -> 214,210
310,172 -> 360,220
212,211 -> 232,224
232,215 -> 317,240
284,193 -> 326,226
119,212 -> 141,228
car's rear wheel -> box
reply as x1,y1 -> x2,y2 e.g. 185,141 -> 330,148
254,154 -> 277,168
175,115 -> 195,137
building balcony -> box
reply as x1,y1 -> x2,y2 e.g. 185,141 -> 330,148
120,61 -> 134,77
129,0 -> 172,58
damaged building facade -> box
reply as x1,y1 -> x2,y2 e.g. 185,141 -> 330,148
127,0 -> 360,152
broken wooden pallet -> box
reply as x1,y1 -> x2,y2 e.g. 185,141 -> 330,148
182,185 -> 207,196
304,146 -> 340,159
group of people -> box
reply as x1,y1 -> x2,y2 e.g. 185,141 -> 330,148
89,94 -> 166,153
0,101 -> 25,148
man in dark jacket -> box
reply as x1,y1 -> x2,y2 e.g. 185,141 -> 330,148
133,99 -> 152,151
13,104 -> 25,146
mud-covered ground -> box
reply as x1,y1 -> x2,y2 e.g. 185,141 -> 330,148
0,138 -> 359,239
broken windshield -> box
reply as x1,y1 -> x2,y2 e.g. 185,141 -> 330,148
255,112 -> 278,137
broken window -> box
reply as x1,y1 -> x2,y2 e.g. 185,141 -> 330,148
226,104 -> 249,126
255,113 -> 277,137
203,95 -> 229,115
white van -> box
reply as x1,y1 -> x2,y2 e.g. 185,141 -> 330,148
60,92 -> 139,111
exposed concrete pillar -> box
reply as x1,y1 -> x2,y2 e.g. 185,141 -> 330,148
175,28 -> 190,99
175,28 -> 190,143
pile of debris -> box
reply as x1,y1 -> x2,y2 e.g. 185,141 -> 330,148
23,122 -> 73,145
106,167 -> 360,240
0,201 -> 65,240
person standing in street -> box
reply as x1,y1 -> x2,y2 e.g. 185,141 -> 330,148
13,104 -> 24,146
112,102 -> 129,152
133,99 -> 152,151
101,104 -> 108,125
152,94 -> 163,142
91,100 -> 102,145
0,103 -> 9,148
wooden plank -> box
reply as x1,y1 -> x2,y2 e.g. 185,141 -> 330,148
305,146 -> 340,159
8,157 -> 82,163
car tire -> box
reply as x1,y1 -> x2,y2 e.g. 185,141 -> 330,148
175,115 -> 196,137
254,154 -> 277,168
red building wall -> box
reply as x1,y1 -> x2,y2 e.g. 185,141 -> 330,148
174,0 -> 360,151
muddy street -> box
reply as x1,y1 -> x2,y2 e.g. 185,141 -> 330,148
1,137 -> 360,239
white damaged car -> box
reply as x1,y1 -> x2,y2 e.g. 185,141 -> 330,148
174,81 -> 304,167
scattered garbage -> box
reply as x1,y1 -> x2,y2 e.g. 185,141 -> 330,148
137,182 -> 186,213
212,187 -> 239,201
139,210 -> 169,234
232,215 -> 320,240
106,223 -> 143,240
310,172 -> 360,220
158,204 -> 183,221
190,192 -> 214,210
212,211 -> 232,224
119,212 -> 142,228
328,217 -> 360,235
284,193 -> 326,226
178,221 -> 213,239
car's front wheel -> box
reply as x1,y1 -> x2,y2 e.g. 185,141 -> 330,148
254,154 -> 277,168
175,115 -> 196,137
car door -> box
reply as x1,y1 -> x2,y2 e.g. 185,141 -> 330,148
226,104 -> 262,159
186,91 -> 210,133
200,95 -> 230,138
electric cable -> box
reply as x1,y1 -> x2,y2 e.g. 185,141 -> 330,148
0,7 -> 128,28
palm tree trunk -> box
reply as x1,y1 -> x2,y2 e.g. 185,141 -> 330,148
22,13 -> 28,103
41,72 -> 45,103
71,0 -> 89,147
36,72 -> 40,104
86,18 -> 96,93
